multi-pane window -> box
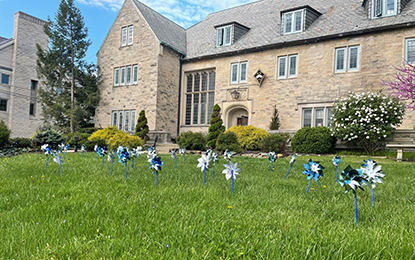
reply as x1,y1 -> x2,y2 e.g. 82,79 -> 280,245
133,65 -> 138,83
29,103 -> 35,116
230,62 -> 248,84
406,38 -> 415,64
128,25 -> 133,45
302,107 -> 333,127
31,80 -> 38,90
120,67 -> 125,85
216,25 -> 232,47
335,46 -> 360,73
126,66 -> 132,85
278,54 -> 298,78
185,71 -> 216,125
112,109 -> 136,132
283,10 -> 303,34
1,74 -> 10,84
114,65 -> 138,86
373,0 -> 397,17
114,68 -> 119,86
121,25 -> 133,46
0,99 -> 7,112
121,27 -> 127,46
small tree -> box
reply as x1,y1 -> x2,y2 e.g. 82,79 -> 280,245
382,61 -> 415,109
206,104 -> 225,148
330,92 -> 405,153
0,120 -> 11,147
269,105 -> 280,130
135,110 -> 149,142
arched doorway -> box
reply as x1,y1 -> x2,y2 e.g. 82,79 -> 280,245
227,106 -> 249,129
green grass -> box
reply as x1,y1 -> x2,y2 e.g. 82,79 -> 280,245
0,153 -> 414,259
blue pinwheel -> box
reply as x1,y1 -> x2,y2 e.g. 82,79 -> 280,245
268,152 -> 277,173
284,153 -> 297,180
210,150 -> 219,176
303,159 -> 324,194
197,154 -> 211,186
149,155 -> 163,187
81,144 -> 86,157
117,146 -> 130,180
361,159 -> 385,207
222,161 -> 240,194
132,146 -> 143,168
339,165 -> 368,224
53,152 -> 62,175
41,144 -> 53,169
63,144 -> 70,156
171,149 -> 177,168
224,149 -> 233,162
98,146 -> 108,166
332,155 -> 341,183
179,148 -> 186,164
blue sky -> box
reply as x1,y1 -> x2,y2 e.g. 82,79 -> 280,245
0,0 -> 258,64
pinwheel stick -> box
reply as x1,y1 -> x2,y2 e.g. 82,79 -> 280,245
284,162 -> 294,180
125,162 -> 128,181
372,187 -> 374,207
82,151 -> 84,157
317,179 -> 321,186
102,155 -> 105,167
306,178 -> 312,194
231,170 -> 234,194
174,154 -> 177,168
204,163 -> 206,186
95,153 -> 97,159
155,172 -> 158,188
271,161 -> 273,173
335,165 -> 339,183
110,155 -> 114,176
213,165 -> 215,176
184,154 -> 186,164
355,193 -> 359,224
46,156 -> 49,169
59,157 -> 62,175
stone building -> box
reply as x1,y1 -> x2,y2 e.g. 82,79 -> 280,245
96,0 -> 415,141
0,12 -> 48,138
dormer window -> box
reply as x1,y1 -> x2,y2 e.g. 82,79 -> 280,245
283,10 -> 304,35
373,0 -> 397,17
216,25 -> 232,47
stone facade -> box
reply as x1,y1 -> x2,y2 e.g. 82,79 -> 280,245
95,0 -> 181,138
0,12 -> 48,138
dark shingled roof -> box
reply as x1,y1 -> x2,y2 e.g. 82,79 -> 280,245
132,0 -> 187,55
185,0 -> 415,60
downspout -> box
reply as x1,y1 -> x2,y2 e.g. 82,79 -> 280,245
177,55 -> 184,138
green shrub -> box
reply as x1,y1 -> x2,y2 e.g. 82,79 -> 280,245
88,126 -> 122,147
176,132 -> 206,151
216,131 -> 242,153
31,125 -> 65,149
88,126 -> 144,151
269,106 -> 280,130
0,120 -> 11,147
9,137 -> 32,148
259,133 -> 289,153
291,127 -> 336,154
206,104 -> 225,148
65,132 -> 95,151
135,110 -> 150,142
77,127 -> 100,134
227,125 -> 269,150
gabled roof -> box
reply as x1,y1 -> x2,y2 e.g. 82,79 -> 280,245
132,0 -> 186,55
185,0 -> 415,60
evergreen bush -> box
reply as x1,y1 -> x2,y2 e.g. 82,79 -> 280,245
0,120 -> 11,147
227,125 -> 269,150
31,125 -> 65,149
216,131 -> 242,153
176,132 -> 206,151
65,132 -> 95,151
259,132 -> 289,153
107,133 -> 144,151
291,127 -> 336,154
9,138 -> 32,148
206,104 -> 225,148
269,106 -> 280,130
134,110 -> 150,142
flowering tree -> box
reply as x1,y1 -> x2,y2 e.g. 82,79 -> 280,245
382,62 -> 415,109
330,92 -> 405,153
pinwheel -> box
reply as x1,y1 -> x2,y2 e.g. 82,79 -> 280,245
284,153 -> 297,180
149,155 -> 163,187
81,144 -> 86,157
361,159 -> 385,207
303,159 -> 324,194
41,144 -> 52,169
98,146 -> 107,166
94,144 -> 98,159
179,148 -> 186,164
339,165 -> 368,224
147,146 -> 156,161
63,144 -> 70,156
332,155 -> 341,183
53,153 -> 62,175
117,146 -> 130,180
132,146 -> 143,168
197,154 -> 211,186
171,149 -> 177,168
211,151 -> 219,176
57,143 -> 64,154
268,152 -> 277,173
108,151 -> 115,176
222,161 -> 240,194
224,149 -> 232,162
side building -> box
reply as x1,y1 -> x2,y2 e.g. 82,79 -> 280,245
96,0 -> 415,141
0,12 -> 48,138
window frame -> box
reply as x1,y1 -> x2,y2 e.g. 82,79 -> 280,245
216,25 -> 232,47
114,68 -> 119,86
335,45 -> 360,73
130,110 -> 136,131
335,47 -> 347,73
128,25 -> 133,45
301,106 -> 333,127
373,0 -> 397,18
283,9 -> 304,35
118,111 -> 123,130
230,63 -> 239,84
1,74 -> 10,85
405,38 -> 415,64
230,61 -> 248,84
133,65 -> 138,84
120,67 -> 125,85
239,62 -> 248,83
277,56 -> 287,79
112,111 -> 117,126
121,27 -> 127,46
29,103 -> 35,116
126,66 -> 132,85
0,99 -> 7,112
348,46 -> 360,71
31,80 -> 38,90
278,54 -> 298,79
288,54 -> 298,78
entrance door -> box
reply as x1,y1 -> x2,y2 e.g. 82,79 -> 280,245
237,116 -> 248,126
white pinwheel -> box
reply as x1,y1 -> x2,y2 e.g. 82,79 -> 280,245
197,154 -> 211,172
222,161 -> 240,180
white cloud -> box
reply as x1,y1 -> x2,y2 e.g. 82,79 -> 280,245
77,0 -> 258,28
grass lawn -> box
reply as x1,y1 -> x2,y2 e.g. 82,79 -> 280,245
0,152 -> 414,259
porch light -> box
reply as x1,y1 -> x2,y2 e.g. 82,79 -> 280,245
231,89 -> 240,100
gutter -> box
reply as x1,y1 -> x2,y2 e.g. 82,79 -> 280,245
160,41 -> 186,57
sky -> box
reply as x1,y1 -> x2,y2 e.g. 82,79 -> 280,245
0,0 -> 258,64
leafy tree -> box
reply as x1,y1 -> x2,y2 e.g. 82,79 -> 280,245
36,0 -> 100,133
269,105 -> 280,130
135,110 -> 150,142
206,104 -> 225,148
0,120 -> 11,147
382,61 -> 415,109
330,92 -> 405,153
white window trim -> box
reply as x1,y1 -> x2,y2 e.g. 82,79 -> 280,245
126,66 -> 132,85
335,47 -> 347,73
216,25 -> 232,47
301,105 -> 333,127
373,0 -> 397,18
124,111 -> 130,131
288,54 -> 298,78
130,110 -> 136,131
121,27 -> 127,46
277,56 -> 287,79
283,10 -> 304,35
128,25 -> 133,45
120,67 -> 125,85
239,62 -> 248,83
278,54 -> 298,79
112,111 -> 117,126
348,46 -> 360,71
114,68 -> 119,86
118,111 -> 123,130
230,63 -> 239,84
133,65 -> 138,84
0,98 -> 8,112
405,38 -> 415,64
